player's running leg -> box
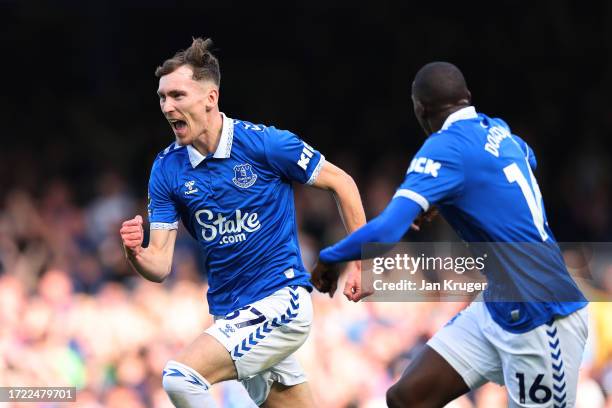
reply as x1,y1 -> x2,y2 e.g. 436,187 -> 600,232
162,333 -> 236,407
162,286 -> 312,407
242,354 -> 315,408
261,382 -> 315,408
231,286 -> 313,406
387,301 -> 503,408
489,307 -> 588,408
386,345 -> 470,408
163,285 -> 312,407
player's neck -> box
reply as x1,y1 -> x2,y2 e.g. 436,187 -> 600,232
430,105 -> 469,133
192,111 -> 223,156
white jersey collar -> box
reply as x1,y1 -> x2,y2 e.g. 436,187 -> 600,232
187,112 -> 234,168
440,106 -> 477,131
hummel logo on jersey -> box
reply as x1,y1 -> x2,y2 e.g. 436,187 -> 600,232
407,157 -> 441,178
195,208 -> 261,245
297,143 -> 315,170
184,180 -> 199,195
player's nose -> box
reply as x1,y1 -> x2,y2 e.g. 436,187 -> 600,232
160,99 -> 175,114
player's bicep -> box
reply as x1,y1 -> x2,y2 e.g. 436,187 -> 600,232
264,128 -> 325,184
148,160 -> 179,227
309,161 -> 349,191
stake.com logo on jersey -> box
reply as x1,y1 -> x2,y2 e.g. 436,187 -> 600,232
407,157 -> 441,177
194,209 -> 261,245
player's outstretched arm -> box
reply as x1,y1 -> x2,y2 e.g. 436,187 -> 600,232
317,197 -> 422,266
310,161 -> 370,301
120,215 -> 177,283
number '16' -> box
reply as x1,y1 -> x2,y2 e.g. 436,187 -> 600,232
516,372 -> 552,404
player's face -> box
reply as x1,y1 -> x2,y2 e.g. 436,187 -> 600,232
157,65 -> 218,145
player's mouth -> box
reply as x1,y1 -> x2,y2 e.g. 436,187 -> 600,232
169,119 -> 188,134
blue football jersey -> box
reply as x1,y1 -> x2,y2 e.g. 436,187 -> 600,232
394,107 -> 587,333
147,113 -> 322,316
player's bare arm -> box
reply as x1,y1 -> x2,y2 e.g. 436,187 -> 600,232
310,161 -> 365,232
120,215 -> 177,283
309,161 -> 371,301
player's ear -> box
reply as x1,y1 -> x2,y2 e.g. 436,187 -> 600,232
204,87 -> 219,112
412,96 -> 425,117
207,87 -> 219,106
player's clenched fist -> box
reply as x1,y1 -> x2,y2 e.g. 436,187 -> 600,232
310,261 -> 341,298
120,215 -> 144,257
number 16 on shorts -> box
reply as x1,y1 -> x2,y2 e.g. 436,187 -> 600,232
515,373 -> 552,405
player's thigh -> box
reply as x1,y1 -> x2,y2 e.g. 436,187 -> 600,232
492,308 -> 588,408
260,382 -> 315,408
387,302 -> 502,408
386,345 -> 470,408
173,331 -> 238,384
243,354 -> 311,407
206,286 -> 312,381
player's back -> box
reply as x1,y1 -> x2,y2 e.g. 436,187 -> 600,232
400,108 -> 587,332
442,114 -> 549,243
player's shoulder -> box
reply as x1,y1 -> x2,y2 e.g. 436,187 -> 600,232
423,125 -> 466,152
233,117 -> 291,139
481,113 -> 512,133
232,117 -> 298,150
152,141 -> 186,171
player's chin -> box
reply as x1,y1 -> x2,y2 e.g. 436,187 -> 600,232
174,133 -> 191,146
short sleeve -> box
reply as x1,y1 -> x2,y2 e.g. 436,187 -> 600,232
147,158 -> 179,230
394,135 -> 464,211
263,127 -> 325,185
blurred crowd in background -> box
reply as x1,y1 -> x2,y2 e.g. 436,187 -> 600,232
0,174 -> 611,407
2,1 -> 612,407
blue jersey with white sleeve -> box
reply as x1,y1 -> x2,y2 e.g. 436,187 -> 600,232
394,107 -> 587,333
147,113 -> 322,316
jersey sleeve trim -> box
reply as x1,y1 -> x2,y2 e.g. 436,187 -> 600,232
393,189 -> 429,211
150,221 -> 179,230
306,154 -> 325,185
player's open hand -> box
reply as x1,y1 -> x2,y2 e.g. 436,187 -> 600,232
120,215 -> 144,257
343,261 -> 373,302
310,261 -> 341,298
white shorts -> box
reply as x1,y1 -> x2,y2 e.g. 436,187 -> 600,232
205,286 -> 312,405
428,302 -> 588,408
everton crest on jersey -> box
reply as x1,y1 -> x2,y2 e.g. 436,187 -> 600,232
232,163 -> 257,189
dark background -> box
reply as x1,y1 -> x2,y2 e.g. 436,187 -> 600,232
2,1 -> 611,240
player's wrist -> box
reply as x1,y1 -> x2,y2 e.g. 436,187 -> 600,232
123,243 -> 143,260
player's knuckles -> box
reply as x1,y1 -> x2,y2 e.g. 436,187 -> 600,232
120,226 -> 137,234
123,236 -> 141,243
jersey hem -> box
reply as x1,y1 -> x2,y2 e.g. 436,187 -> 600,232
484,301 -> 588,334
208,277 -> 313,317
